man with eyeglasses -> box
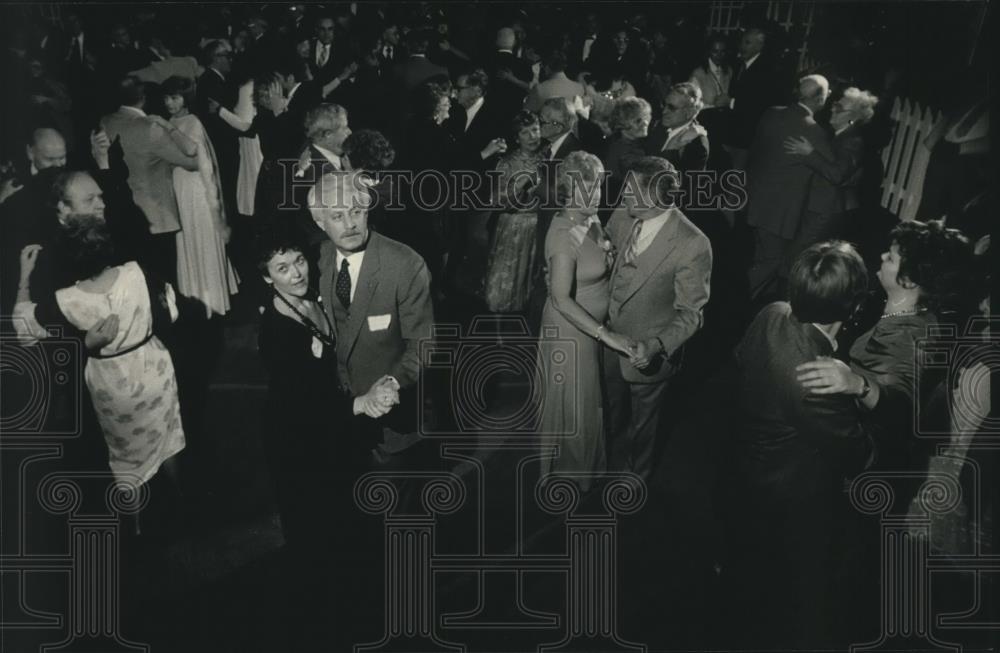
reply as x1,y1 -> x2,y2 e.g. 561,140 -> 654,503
643,82 -> 709,177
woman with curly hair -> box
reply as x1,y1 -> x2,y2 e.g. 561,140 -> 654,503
602,96 -> 651,206
795,220 -> 975,465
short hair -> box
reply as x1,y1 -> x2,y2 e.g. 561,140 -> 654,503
406,28 -> 432,55
161,76 -> 196,109
539,97 -> 577,132
256,224 -> 307,278
343,129 -> 396,171
26,125 -> 64,148
496,27 -> 516,50
46,169 -> 88,212
610,96 -> 652,132
117,75 -> 145,107
303,103 -> 348,143
202,39 -> 230,66
670,82 -> 704,113
626,156 -> 680,209
788,241 -> 869,324
890,220 -> 974,315
509,109 -> 540,143
458,68 -> 489,94
307,171 -> 373,216
555,150 -> 604,207
797,74 -> 829,103
840,87 -> 879,124
542,48 -> 568,73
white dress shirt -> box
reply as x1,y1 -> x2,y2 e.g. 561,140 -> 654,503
547,132 -> 569,159
464,97 -> 484,131
632,209 -> 672,257
313,144 -> 342,170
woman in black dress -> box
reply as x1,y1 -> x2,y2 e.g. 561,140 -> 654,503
256,229 -> 397,558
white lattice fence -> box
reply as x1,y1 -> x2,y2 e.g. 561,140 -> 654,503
708,1 -> 746,34
881,97 -> 943,221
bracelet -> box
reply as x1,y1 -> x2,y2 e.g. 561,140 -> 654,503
595,325 -> 606,341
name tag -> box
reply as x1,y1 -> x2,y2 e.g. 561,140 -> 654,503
367,314 -> 392,331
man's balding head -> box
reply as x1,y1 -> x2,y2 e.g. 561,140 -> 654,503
496,27 -> 516,50
27,127 -> 67,173
797,74 -> 831,112
739,27 -> 766,61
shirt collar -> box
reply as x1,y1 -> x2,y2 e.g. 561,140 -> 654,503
743,52 -> 760,69
497,48 -> 513,54
811,323 -> 839,352
708,59 -> 721,74
465,97 -> 485,126
312,144 -> 342,169
335,246 -> 366,269
120,105 -> 147,117
636,208 -> 672,237
834,124 -> 852,136
797,101 -> 814,117
665,119 -> 694,141
209,66 -> 226,81
548,132 -> 570,157
287,82 -> 302,104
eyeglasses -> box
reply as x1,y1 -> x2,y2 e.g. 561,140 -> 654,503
663,104 -> 682,111
539,119 -> 563,127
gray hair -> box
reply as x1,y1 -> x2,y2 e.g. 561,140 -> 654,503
304,103 -> 349,143
307,171 -> 372,217
540,97 -> 577,132
840,87 -> 879,124
796,74 -> 830,103
610,96 -> 652,132
555,150 -> 604,207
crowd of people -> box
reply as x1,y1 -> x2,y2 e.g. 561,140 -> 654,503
0,3 -> 992,650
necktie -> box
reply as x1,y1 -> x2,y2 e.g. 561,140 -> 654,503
336,258 -> 351,309
623,220 -> 642,265
317,43 -> 329,67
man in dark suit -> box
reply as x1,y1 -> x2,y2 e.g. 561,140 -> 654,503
726,27 -> 785,171
643,82 -> 710,177
727,241 -> 873,648
197,40 -> 240,219
393,29 -> 449,92
0,126 -> 67,204
287,103 -> 350,245
100,76 -> 198,283
309,14 -> 351,86
485,27 -> 532,125
310,171 -> 434,474
447,68 -> 502,168
746,75 -> 832,300
603,157 -> 712,480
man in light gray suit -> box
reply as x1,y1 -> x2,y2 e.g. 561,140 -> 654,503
100,76 -> 198,282
309,172 -> 434,469
603,156 -> 712,480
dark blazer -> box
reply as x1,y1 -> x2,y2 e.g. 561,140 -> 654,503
746,104 -> 833,240
605,206 -> 713,383
643,121 -> 710,176
196,67 -> 240,186
728,54 -> 784,149
318,231 -> 434,452
309,38 -> 351,86
447,100 -> 504,172
733,301 -> 873,501
486,50 -> 532,122
803,124 -> 865,216
393,55 -> 448,91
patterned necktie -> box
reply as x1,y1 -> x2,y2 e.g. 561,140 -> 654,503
335,258 -> 351,309
623,219 -> 642,265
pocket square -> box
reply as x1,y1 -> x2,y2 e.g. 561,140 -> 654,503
367,314 -> 392,331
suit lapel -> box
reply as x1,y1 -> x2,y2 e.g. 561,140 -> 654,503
342,232 -> 381,358
318,241 -> 339,339
621,211 -> 682,304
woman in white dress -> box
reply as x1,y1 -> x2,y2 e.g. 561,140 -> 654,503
162,75 -> 238,318
15,212 -> 184,489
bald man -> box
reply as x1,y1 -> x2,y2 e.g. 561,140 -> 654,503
486,27 -> 532,123
746,75 -> 833,300
0,128 -> 68,205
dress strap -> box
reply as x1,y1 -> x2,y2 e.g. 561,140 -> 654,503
274,291 -> 336,348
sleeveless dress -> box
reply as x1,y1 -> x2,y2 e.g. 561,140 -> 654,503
55,262 -> 185,486
537,213 -> 610,490
171,112 -> 239,317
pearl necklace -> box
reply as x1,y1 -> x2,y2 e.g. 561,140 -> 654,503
881,308 -> 925,319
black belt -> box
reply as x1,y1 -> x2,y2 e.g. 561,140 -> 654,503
90,332 -> 154,359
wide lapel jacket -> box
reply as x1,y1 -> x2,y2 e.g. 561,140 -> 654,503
340,232 -> 382,362
609,209 -> 683,309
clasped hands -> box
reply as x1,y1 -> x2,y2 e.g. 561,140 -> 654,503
355,375 -> 400,418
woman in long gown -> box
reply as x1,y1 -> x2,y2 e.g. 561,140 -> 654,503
162,76 -> 238,318
537,152 -> 634,491
484,111 -> 543,313
15,212 -> 184,489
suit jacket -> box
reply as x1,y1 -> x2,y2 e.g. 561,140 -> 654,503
196,68 -> 240,180
447,100 -> 503,171
733,302 -> 873,501
746,104 -> 833,240
605,206 -> 713,383
486,51 -> 532,122
643,120 -> 710,175
728,54 -> 784,149
100,108 -> 197,234
803,124 -> 865,215
309,38 -> 350,86
319,231 -> 434,452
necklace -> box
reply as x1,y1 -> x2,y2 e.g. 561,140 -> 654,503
881,308 -> 925,319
